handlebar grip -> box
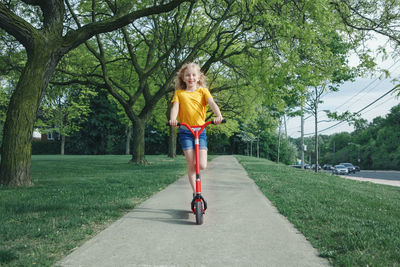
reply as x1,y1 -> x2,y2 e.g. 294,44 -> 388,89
167,120 -> 225,126
166,122 -> 181,126
211,119 -> 227,124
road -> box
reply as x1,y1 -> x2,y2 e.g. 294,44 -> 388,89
322,169 -> 400,187
347,170 -> 400,181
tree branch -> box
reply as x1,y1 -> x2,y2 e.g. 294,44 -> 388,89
0,3 -> 37,50
20,0 -> 40,5
62,0 -> 193,52
50,79 -> 105,88
121,27 -> 143,75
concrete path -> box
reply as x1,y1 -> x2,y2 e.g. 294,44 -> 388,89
58,156 -> 329,267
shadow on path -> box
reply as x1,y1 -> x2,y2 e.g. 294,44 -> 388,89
126,208 -> 195,225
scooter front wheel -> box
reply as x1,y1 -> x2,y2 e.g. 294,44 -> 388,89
195,201 -> 204,225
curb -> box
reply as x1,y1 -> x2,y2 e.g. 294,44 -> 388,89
339,175 -> 400,187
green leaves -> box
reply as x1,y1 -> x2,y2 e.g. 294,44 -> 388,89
39,84 -> 97,138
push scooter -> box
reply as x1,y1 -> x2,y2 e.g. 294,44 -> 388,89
167,119 -> 226,225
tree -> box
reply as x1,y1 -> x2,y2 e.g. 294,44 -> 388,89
331,0 -> 400,94
331,0 -> 400,46
39,84 -> 96,155
0,0 -> 191,186
299,30 -> 355,172
64,88 -> 126,155
57,0 -> 274,163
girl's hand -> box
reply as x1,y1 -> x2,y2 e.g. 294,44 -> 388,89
169,119 -> 179,127
213,116 -> 223,125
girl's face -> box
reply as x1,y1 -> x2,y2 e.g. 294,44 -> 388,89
182,67 -> 200,89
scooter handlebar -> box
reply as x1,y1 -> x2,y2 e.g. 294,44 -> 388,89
166,119 -> 226,126
166,122 -> 181,126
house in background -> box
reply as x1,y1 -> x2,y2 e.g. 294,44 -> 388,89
32,128 -> 59,141
32,129 -> 42,141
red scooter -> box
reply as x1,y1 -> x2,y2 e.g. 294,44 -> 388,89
167,119 -> 226,225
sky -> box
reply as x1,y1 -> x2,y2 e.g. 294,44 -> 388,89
286,34 -> 400,138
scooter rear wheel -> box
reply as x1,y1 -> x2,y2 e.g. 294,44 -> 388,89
195,201 -> 203,225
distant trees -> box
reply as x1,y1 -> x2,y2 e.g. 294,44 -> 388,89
292,104 -> 400,170
38,84 -> 96,155
64,88 -> 127,155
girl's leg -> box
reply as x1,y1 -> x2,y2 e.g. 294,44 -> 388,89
183,149 -> 196,194
183,149 -> 208,194
199,149 -> 208,170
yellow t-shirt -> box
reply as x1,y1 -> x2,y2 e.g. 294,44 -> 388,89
172,87 -> 212,126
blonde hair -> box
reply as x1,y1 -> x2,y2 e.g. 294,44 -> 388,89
174,62 -> 207,90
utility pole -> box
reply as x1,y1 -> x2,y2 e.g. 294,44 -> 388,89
314,86 -> 319,173
333,140 -> 335,164
301,103 -> 305,169
278,117 -> 282,163
348,142 -> 361,164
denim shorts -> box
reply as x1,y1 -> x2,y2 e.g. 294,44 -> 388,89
178,128 -> 207,151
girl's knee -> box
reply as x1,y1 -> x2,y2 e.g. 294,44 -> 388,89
200,161 -> 207,170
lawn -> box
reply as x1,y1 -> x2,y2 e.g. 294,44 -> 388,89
2,155 -> 400,266
236,155 -> 400,266
0,155 -> 187,266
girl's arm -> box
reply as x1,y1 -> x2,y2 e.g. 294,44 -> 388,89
169,101 -> 179,126
208,97 -> 223,125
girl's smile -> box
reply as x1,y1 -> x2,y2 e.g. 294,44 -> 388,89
183,67 -> 200,90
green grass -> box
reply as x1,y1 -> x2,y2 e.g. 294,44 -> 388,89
0,155 -> 187,266
236,155 -> 400,266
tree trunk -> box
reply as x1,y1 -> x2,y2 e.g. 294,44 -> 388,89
130,118 -> 147,164
284,114 -> 287,137
168,126 -> 177,158
166,100 -> 177,158
125,124 -> 132,155
314,87 -> 319,173
61,135 -> 65,155
0,47 -> 58,186
257,137 -> 259,158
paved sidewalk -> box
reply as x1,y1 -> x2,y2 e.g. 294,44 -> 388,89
58,156 -> 329,267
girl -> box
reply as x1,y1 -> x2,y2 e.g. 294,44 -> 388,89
169,62 -> 223,195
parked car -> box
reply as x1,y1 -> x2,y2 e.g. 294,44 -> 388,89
339,163 -> 356,174
311,164 -> 321,170
304,164 -> 311,169
332,165 -> 348,175
323,164 -> 333,170
354,166 -> 360,172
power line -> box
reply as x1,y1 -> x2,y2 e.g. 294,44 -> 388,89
355,85 -> 398,114
330,61 -> 399,112
302,64 -> 398,123
333,78 -> 383,111
361,94 -> 397,115
303,84 -> 399,136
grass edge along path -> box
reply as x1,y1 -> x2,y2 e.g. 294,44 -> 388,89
0,155 -> 187,266
236,155 -> 400,267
